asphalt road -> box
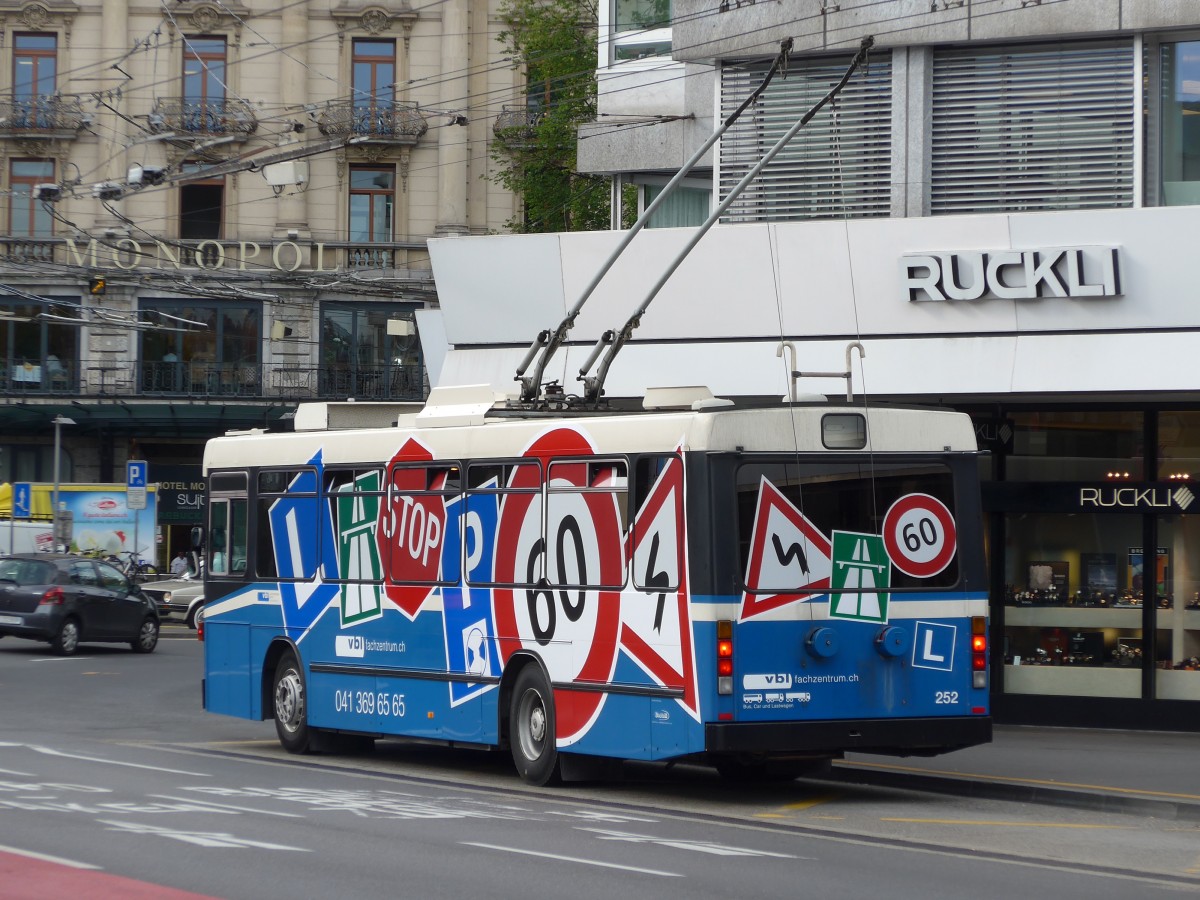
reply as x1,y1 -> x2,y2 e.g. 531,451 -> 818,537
0,628 -> 1197,899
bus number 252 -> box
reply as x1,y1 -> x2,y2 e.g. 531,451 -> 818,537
935,691 -> 959,705
335,690 -> 406,718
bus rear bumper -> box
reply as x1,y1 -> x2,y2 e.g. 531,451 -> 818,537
705,716 -> 993,758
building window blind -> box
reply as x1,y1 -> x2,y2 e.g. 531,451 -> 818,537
930,41 -> 1135,215
719,52 -> 892,223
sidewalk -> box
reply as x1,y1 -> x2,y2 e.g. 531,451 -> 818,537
827,724 -> 1200,820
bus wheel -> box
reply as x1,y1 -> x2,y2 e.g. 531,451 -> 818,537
273,653 -> 311,754
509,666 -> 560,786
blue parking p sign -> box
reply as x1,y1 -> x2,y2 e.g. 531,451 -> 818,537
127,461 -> 148,488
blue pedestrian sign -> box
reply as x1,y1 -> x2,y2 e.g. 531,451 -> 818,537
12,482 -> 31,519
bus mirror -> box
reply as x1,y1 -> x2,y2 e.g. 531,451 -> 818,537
190,525 -> 205,551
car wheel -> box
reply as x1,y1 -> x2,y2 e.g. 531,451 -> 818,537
50,617 -> 80,656
273,652 -> 312,754
185,603 -> 201,630
131,617 -> 159,653
509,665 -> 560,786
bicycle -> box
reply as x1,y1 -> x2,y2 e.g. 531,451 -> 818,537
113,550 -> 159,583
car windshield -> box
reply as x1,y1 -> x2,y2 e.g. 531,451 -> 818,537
0,558 -> 55,586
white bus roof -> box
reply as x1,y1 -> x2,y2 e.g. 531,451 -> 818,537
204,389 -> 978,473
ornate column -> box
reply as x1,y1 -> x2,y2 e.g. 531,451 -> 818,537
275,0 -> 309,239
435,0 -> 468,235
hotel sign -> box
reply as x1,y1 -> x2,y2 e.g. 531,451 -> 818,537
901,246 -> 1121,302
65,238 -> 352,273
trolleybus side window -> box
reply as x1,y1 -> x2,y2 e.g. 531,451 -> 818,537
631,454 -> 682,593
736,460 -> 960,591
256,468 -> 318,580
208,496 -> 247,577
324,467 -> 386,583
466,460 -> 541,587
546,458 -> 629,591
386,462 -> 461,585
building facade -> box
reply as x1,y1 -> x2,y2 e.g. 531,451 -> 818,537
443,1 -> 1200,729
0,0 -> 521,554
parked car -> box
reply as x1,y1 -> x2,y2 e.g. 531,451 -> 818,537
140,575 -> 205,629
0,554 -> 159,656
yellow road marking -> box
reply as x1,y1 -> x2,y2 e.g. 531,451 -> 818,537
839,760 -> 1200,803
755,795 -> 836,818
882,818 -> 1125,829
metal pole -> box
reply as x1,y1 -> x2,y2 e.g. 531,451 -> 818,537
52,417 -> 62,550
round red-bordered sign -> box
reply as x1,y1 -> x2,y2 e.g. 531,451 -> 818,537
493,429 -> 623,742
882,493 -> 957,578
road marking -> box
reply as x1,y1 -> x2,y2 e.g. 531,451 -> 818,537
30,657 -> 93,663
101,820 -> 307,851
463,842 -> 681,877
0,843 -> 100,869
29,745 -> 208,777
838,760 -> 1200,802
150,795 -> 305,818
579,827 -> 798,858
882,818 -> 1126,829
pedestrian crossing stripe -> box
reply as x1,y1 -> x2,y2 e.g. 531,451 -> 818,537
829,531 -> 890,623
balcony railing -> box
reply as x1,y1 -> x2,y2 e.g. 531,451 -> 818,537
149,97 -> 258,139
0,356 -> 427,403
0,237 -> 58,264
0,95 -> 86,139
493,105 -> 543,148
316,101 -> 428,144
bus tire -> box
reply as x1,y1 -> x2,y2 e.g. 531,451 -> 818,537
509,665 -> 560,786
273,652 -> 312,754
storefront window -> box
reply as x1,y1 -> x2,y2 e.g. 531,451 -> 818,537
1006,411 -> 1143,481
1160,41 -> 1200,206
1155,516 -> 1200,700
320,302 -> 422,400
1003,512 -> 1144,698
0,298 -> 77,390
139,301 -> 260,394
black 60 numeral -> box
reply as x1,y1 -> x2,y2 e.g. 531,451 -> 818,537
525,515 -> 588,646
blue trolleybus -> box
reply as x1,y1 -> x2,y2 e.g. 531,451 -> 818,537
199,384 -> 991,784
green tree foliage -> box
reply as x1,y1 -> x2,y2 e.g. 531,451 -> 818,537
491,0 -> 612,233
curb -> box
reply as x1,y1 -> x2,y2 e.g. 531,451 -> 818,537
823,762 -> 1200,822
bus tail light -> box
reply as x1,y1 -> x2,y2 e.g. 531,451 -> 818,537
717,620 -> 733,695
971,616 -> 987,689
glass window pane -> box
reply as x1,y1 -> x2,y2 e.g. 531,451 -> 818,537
1003,512 -> 1144,697
1156,516 -> 1200,699
1006,411 -> 1143,481
1159,412 -> 1200,480
615,0 -> 671,32
1160,41 -> 1200,206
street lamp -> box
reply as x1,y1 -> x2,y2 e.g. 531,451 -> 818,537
51,415 -> 75,550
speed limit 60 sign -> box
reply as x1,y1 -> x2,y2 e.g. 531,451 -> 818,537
882,493 -> 957,578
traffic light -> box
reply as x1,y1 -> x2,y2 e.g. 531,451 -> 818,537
88,276 -> 106,296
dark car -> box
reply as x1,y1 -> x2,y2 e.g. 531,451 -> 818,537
0,554 -> 159,656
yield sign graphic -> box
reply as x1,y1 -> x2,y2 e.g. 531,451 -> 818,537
620,455 -> 699,720
740,477 -> 832,621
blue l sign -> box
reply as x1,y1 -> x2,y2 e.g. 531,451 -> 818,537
12,482 -> 30,518
912,621 -> 956,672
127,460 -> 148,489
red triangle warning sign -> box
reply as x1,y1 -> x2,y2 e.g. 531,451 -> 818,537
740,477 -> 832,621
620,456 -> 700,720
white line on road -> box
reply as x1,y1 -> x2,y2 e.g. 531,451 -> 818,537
0,842 -> 101,869
462,842 -> 682,877
30,656 -> 94,662
150,794 -> 304,818
30,745 -> 209,777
